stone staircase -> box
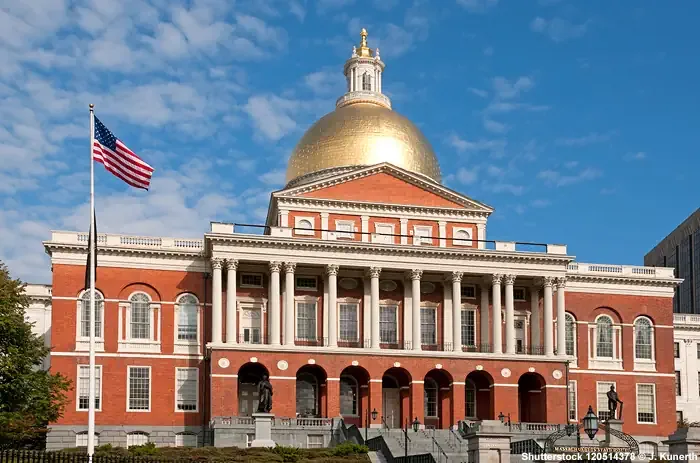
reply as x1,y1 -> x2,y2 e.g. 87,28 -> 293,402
359,428 -> 467,462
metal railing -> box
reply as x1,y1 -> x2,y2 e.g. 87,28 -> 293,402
431,436 -> 448,463
0,450 -> 188,463
461,344 -> 492,353
238,334 -> 268,345
294,337 -> 328,347
448,427 -> 463,454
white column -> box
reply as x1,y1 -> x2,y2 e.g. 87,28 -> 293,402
400,219 -> 408,245
556,277 -> 567,357
491,274 -> 502,354
543,277 -> 554,357
439,221 -> 447,248
476,223 -> 486,249
443,279 -> 452,347
403,279 -> 412,348
225,259 -> 238,345
368,267 -> 381,349
504,274 -> 516,354
269,262 -> 281,345
411,269 -> 423,351
211,258 -> 223,344
452,272 -> 463,352
530,286 -> 540,350
327,264 -> 339,348
480,282 -> 489,347
321,212 -> 329,239
363,278 -> 371,347
361,215 -> 370,243
284,262 -> 296,346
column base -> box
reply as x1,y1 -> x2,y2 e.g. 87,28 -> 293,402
251,413 -> 275,448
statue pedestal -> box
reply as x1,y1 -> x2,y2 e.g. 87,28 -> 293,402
251,413 -> 275,448
604,420 -> 625,449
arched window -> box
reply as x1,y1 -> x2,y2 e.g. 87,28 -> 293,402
126,431 -> 149,448
424,378 -> 438,418
596,316 -> 613,358
362,73 -> 371,91
296,373 -> 318,417
454,229 -> 472,246
130,293 -> 151,339
565,313 -> 576,357
80,290 -> 104,338
465,379 -> 477,418
340,376 -> 358,416
298,219 -> 312,229
75,431 -> 99,447
176,294 -> 198,342
635,317 -> 653,360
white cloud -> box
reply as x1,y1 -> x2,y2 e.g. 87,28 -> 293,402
531,199 -> 551,208
469,87 -> 488,98
483,46 -> 494,56
304,70 -> 344,95
243,95 -> 301,141
530,17 -> 589,42
538,168 -> 602,187
448,134 -> 507,157
483,118 -> 508,134
484,182 -> 524,195
289,1 -> 306,21
259,169 -> 286,186
493,76 -> 534,100
555,132 -> 614,147
624,151 -> 646,161
456,167 -> 478,185
456,0 -> 499,13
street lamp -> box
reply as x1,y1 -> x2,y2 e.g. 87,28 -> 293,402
498,412 -> 511,428
582,405 -> 599,440
364,408 -> 378,441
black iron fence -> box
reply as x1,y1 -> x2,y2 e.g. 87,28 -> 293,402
0,450 -> 185,463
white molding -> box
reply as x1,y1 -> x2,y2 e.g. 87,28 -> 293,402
636,383 -> 657,425
52,351 -> 203,360
373,222 -> 395,245
211,374 -> 238,378
174,367 -> 199,413
294,216 -> 316,236
452,227 -> 473,247
334,219 -> 356,240
570,369 -> 676,377
126,365 -> 152,413
413,225 -> 433,246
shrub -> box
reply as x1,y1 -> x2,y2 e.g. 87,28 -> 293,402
271,445 -> 304,462
329,443 -> 369,457
128,442 -> 158,456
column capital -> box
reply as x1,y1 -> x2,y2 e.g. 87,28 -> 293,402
451,271 -> 463,283
320,212 -> 329,218
409,269 -> 423,281
326,264 -> 340,276
503,274 -> 516,285
269,261 -> 282,273
366,267 -> 382,279
284,262 -> 297,273
211,257 -> 223,270
491,273 -> 503,285
541,276 -> 555,288
399,218 -> 408,224
555,277 -> 567,289
226,259 -> 238,271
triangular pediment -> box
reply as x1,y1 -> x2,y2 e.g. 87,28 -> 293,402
274,163 -> 493,213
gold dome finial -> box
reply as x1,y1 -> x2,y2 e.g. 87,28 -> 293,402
360,28 -> 368,47
357,28 -> 372,57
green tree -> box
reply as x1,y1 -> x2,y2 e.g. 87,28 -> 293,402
0,262 -> 71,449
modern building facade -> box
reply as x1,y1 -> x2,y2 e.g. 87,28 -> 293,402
645,208 -> 700,314
673,313 -> 700,423
42,30 -> 680,451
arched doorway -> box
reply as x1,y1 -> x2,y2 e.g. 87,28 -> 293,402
518,372 -> 546,423
339,366 -> 370,427
296,365 -> 327,417
424,369 -> 453,429
238,362 -> 269,416
382,367 -> 411,429
466,370 -> 494,420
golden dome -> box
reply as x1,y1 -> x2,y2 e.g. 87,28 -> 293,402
286,103 -> 442,185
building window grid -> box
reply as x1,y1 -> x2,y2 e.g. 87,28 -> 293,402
697,343 -> 700,359
461,285 -> 476,299
636,384 -> 656,424
513,288 -> 526,301
296,276 -> 317,291
424,379 -> 438,418
694,228 -> 700,312
634,318 -> 653,360
126,432 -> 149,448
568,380 -> 577,421
380,305 -> 398,344
176,368 -> 198,411
76,432 -> 98,447
565,314 -> 576,357
461,309 -> 476,347
80,291 -> 103,338
296,302 -> 317,341
596,316 -> 614,358
339,303 -> 358,342
128,367 -> 150,411
596,381 -> 615,422
78,365 -> 101,410
176,295 -> 198,341
676,371 -> 682,396
240,273 -> 263,288
130,293 -> 151,340
340,377 -> 357,416
465,381 -> 476,418
420,307 -> 437,346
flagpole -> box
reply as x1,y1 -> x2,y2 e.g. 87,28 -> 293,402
87,103 -> 97,461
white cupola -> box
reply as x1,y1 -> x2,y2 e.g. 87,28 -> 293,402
336,28 -> 391,110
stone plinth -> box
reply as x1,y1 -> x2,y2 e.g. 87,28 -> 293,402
463,420 -> 513,463
603,420 -> 625,449
251,413 -> 275,448
663,427 -> 700,456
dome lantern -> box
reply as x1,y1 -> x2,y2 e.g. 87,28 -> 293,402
339,28 -> 390,110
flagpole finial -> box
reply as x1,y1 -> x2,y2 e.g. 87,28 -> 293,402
89,103 -> 94,110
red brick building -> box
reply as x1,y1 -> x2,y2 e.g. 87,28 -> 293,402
44,30 -> 678,451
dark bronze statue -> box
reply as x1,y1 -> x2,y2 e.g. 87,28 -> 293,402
607,385 -> 623,420
257,375 -> 273,413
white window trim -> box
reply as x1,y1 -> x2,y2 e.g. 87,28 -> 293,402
452,227 -> 473,247
337,298 -> 361,342
174,294 -> 201,355
240,272 -> 264,288
76,431 -> 99,447
596,381 -> 616,421
633,316 -> 656,372
555,313 -> 578,368
174,367 -> 199,413
119,292 -> 161,353
379,300 -> 400,344
75,290 -> 105,352
295,275 -> 318,291
307,434 -> 324,449
294,216 -> 315,236
461,306 -> 477,347
413,225 -> 434,245
76,364 -> 103,412
295,295 -> 319,340
373,223 -> 395,244
461,284 -> 476,300
238,299 -> 266,345
127,365 -> 152,413
420,303 -> 438,345
568,380 -> 578,421
587,315 -> 622,370
334,219 -> 356,239
126,432 -> 150,448
636,383 -> 657,425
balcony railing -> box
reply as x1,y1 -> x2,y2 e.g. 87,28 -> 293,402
674,314 -> 700,325
212,416 -> 333,428
567,262 -> 675,279
461,344 -> 492,353
239,335 -> 269,345
295,337 -> 328,347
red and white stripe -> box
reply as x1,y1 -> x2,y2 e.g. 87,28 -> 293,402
92,140 -> 154,190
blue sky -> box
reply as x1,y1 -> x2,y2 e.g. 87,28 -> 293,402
1,0 -> 699,283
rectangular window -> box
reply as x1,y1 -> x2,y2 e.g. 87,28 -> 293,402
339,303 -> 358,342
462,285 -> 476,299
177,304 -> 197,341
596,381 -> 615,421
420,307 -> 437,345
128,367 -> 151,411
307,435 -> 324,449
81,297 -> 103,338
414,226 -> 433,245
374,223 -> 395,244
126,433 -> 148,447
77,365 -> 101,411
296,302 -> 317,340
380,305 -> 397,344
637,384 -> 656,424
130,303 -> 150,340
568,381 -> 577,421
513,288 -> 526,301
175,368 -> 198,412
240,273 -> 263,288
674,342 -> 680,358
676,371 -> 682,396
296,276 -> 317,291
461,309 -> 476,346
335,220 -> 354,239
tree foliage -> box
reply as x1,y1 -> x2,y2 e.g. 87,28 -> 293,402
0,262 -> 71,449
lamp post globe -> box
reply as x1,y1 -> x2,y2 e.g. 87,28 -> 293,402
582,405 -> 599,440
412,417 -> 420,432
371,408 -> 378,421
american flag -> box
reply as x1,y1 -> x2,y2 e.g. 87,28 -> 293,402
92,116 -> 154,190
